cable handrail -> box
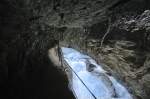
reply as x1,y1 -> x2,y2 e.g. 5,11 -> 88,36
59,48 -> 97,99
63,59 -> 97,99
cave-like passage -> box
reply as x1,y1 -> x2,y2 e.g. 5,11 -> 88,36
61,47 -> 133,99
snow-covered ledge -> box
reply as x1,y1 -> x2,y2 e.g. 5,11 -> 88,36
61,47 -> 133,99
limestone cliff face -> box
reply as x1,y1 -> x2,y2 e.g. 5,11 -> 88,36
54,1 -> 150,99
60,10 -> 150,99
1,0 -> 150,99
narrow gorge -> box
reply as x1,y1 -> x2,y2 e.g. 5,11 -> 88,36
0,0 -> 150,99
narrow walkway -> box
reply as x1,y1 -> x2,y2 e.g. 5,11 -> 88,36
61,47 -> 133,99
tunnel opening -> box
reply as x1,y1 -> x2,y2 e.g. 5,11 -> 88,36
48,46 -> 133,99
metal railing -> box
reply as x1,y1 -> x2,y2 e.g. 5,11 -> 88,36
59,47 -> 97,99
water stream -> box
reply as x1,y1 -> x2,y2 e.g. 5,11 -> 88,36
61,47 -> 133,99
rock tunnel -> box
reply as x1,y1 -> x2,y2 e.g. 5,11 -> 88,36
1,0 -> 150,99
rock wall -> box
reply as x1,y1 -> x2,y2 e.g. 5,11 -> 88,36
0,0 -> 75,99
1,0 -> 150,99
57,1 -> 150,99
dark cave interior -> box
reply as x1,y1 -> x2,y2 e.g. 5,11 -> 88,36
0,0 -> 75,99
0,0 -> 150,99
